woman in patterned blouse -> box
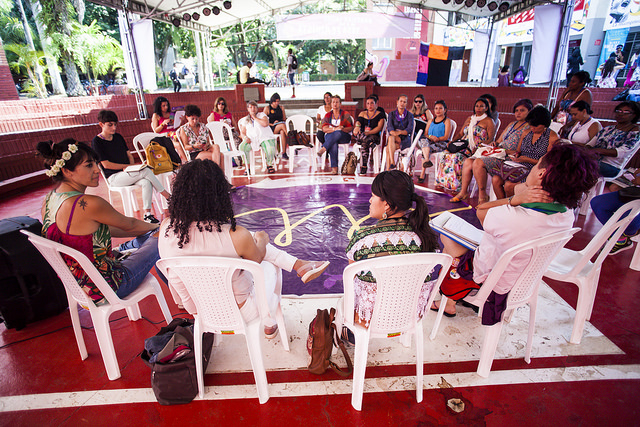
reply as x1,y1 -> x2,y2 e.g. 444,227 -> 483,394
577,101 -> 640,178
177,104 -> 221,164
344,170 -> 439,327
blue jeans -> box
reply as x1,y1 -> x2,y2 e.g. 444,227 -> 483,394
116,231 -> 166,298
599,161 -> 621,178
323,130 -> 351,167
591,191 -> 640,236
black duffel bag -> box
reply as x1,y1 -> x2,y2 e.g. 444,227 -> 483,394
141,318 -> 214,405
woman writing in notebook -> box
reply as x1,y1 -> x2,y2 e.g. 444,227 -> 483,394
431,144 -> 599,317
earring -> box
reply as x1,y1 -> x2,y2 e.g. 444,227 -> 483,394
382,212 -> 388,220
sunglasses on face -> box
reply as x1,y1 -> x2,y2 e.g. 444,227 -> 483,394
414,100 -> 423,103
218,102 -> 225,105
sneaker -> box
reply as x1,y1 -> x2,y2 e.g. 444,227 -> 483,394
610,237 -> 633,255
144,214 -> 160,224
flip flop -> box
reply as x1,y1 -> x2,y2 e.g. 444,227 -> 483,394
430,301 -> 456,318
299,261 -> 330,283
264,324 -> 278,339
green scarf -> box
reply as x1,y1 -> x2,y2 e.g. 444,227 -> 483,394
520,202 -> 568,215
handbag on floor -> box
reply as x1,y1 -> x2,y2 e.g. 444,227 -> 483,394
341,151 -> 358,175
307,308 -> 353,376
141,318 -> 214,405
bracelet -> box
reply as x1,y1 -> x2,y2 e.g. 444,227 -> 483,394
508,196 -> 514,206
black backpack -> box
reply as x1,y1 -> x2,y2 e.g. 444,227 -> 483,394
291,55 -> 298,70
169,69 -> 177,81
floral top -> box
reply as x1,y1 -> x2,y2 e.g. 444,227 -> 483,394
42,191 -> 122,305
587,125 -> 640,169
463,125 -> 490,150
180,122 -> 211,159
345,218 -> 436,326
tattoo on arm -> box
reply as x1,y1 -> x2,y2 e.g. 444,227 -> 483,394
79,199 -> 88,210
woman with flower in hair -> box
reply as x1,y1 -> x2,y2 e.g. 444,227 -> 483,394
37,138 -> 164,304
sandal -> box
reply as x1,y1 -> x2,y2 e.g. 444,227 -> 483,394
264,324 -> 278,339
267,166 -> 276,174
430,300 -> 456,318
450,194 -> 469,203
389,163 -> 396,170
298,261 -> 330,283
423,160 -> 433,168
477,196 -> 489,204
417,176 -> 426,184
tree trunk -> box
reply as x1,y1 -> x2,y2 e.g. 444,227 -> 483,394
29,0 -> 65,95
15,0 -> 47,92
62,51 -> 84,96
267,43 -> 279,70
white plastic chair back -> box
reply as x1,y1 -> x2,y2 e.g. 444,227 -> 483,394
493,118 -> 501,140
206,121 -> 249,179
400,129 -> 423,172
429,227 -> 579,377
132,132 -> 174,209
286,115 -> 317,172
156,256 -> 289,403
22,230 -> 172,380
545,199 -> 640,343
132,132 -> 161,163
337,252 -> 453,410
417,119 -> 457,172
98,166 -> 140,217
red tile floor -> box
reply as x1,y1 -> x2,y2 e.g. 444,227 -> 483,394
0,158 -> 639,426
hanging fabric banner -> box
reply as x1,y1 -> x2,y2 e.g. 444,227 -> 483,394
416,42 -> 464,86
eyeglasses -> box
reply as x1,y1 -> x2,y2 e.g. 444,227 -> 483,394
414,100 -> 423,103
615,109 -> 633,114
218,102 -> 225,105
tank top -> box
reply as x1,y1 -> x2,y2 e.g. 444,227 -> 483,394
428,118 -> 447,139
42,190 -> 122,304
567,117 -> 599,144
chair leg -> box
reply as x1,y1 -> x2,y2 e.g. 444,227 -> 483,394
194,321 -> 205,398
415,321 -> 424,403
274,302 -> 290,352
69,300 -> 88,360
477,322 -> 503,378
525,299 -> 537,364
630,236 -> 640,271
571,282 -> 592,345
245,320 -> 270,404
125,303 -> 142,321
429,295 -> 449,340
351,328 -> 369,411
93,312 -> 121,381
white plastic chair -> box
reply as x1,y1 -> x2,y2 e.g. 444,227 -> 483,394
335,253 -> 453,410
545,199 -> 640,343
21,230 -> 173,381
429,227 -> 579,377
419,120 -> 457,172
399,129 -> 424,173
286,114 -> 317,173
156,256 -> 290,403
631,233 -> 640,271
206,121 -> 249,180
99,167 -> 139,217
132,132 -> 175,210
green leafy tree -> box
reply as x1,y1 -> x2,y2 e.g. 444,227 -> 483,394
153,20 -> 196,73
37,0 -> 84,96
4,43 -> 48,97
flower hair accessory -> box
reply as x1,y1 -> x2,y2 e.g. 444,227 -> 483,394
46,144 -> 78,177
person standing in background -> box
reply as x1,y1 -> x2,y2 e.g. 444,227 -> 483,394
567,47 -> 583,85
287,49 -> 296,86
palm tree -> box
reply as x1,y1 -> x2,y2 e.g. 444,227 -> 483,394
4,43 -> 48,97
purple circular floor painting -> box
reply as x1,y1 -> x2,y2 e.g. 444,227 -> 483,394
232,176 -> 480,296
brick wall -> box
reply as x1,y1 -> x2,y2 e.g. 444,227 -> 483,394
0,42 -> 19,101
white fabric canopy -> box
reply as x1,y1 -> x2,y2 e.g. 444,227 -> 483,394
275,12 -> 416,40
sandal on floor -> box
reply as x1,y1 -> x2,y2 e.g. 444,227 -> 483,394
450,194 -> 469,203
264,324 -> 278,339
430,300 -> 456,318
417,176 -> 426,184
423,160 -> 433,168
267,166 -> 276,174
298,261 -> 330,283
389,164 -> 396,170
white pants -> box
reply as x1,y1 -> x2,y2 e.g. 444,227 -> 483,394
108,168 -> 166,211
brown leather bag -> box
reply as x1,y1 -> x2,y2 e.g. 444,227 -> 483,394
306,308 -> 353,376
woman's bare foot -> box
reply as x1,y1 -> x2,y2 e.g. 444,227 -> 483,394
295,260 -> 330,283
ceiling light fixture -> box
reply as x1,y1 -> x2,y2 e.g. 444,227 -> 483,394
442,0 -> 452,4
192,12 -> 200,20
213,6 -> 221,15
223,1 -> 232,9
172,17 -> 181,27
477,0 -> 486,6
202,7 -> 211,16
498,2 -> 510,12
454,0 -> 464,4
183,13 -> 191,21
465,0 -> 474,6
487,1 -> 498,10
